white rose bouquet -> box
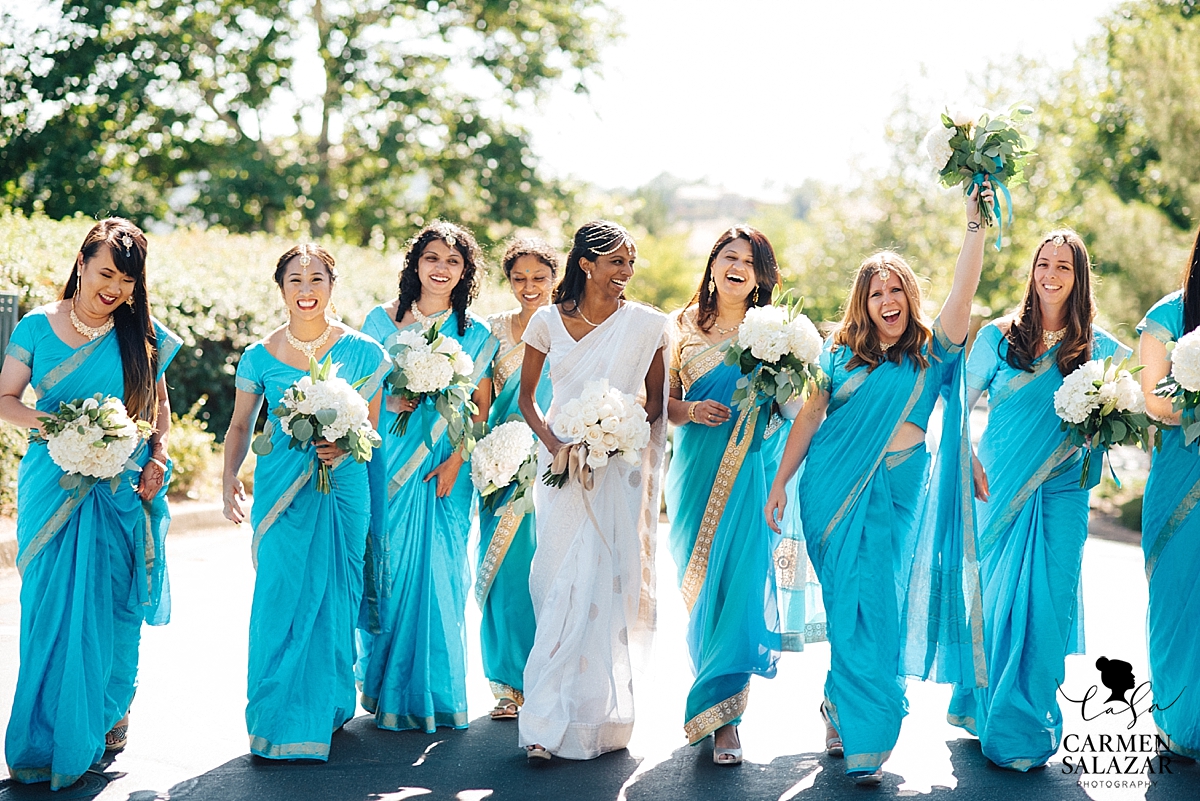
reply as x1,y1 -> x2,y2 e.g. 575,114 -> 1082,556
36,394 -> 152,493
722,298 -> 823,413
922,105 -> 1033,242
252,356 -> 381,493
1152,329 -> 1200,446
543,379 -> 651,489
1053,356 -> 1153,487
471,420 -> 538,515
383,318 -> 480,447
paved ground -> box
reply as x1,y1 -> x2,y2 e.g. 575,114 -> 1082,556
0,514 -> 1196,801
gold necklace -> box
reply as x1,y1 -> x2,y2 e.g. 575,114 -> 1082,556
713,316 -> 743,336
411,301 -> 450,329
879,340 -> 893,353
285,323 -> 332,360
70,298 -> 114,340
576,300 -> 621,328
1042,327 -> 1067,349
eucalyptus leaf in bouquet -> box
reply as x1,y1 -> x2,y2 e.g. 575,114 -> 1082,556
383,318 -> 480,450
35,394 -> 153,494
722,295 -> 824,413
1053,356 -> 1153,487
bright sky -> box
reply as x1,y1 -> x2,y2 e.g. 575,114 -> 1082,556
523,0 -> 1123,197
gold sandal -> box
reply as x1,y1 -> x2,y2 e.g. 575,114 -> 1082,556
490,698 -> 519,720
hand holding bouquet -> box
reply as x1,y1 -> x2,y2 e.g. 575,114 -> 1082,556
1053,356 -> 1153,487
543,379 -> 651,488
471,420 -> 537,515
1152,329 -> 1200,445
384,319 -> 480,448
922,105 -> 1033,247
36,394 -> 152,493
252,356 -> 381,493
722,299 -> 823,413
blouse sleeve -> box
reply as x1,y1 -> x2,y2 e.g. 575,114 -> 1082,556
1137,292 -> 1183,346
522,307 -> 552,354
930,315 -> 965,364
816,338 -> 835,394
4,312 -> 38,368
235,344 -> 265,396
667,313 -> 684,392
966,324 -> 1002,392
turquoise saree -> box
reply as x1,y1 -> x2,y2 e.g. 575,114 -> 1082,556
358,306 -> 498,731
236,330 -> 389,760
948,322 -> 1129,770
4,308 -> 180,789
1138,292 -> 1200,758
798,320 -> 973,775
664,309 -> 782,744
475,309 -> 551,707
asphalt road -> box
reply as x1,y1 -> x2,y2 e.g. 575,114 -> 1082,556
0,518 -> 1195,801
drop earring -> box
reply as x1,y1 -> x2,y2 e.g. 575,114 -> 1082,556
585,271 -> 592,280
708,275 -> 716,294
750,286 -> 759,304
126,295 -> 135,307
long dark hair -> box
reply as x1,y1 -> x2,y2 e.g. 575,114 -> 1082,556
686,225 -> 779,332
396,221 -> 481,335
61,218 -> 159,424
554,220 -> 635,315
1183,226 -> 1200,335
1002,229 -> 1094,376
273,243 -> 338,287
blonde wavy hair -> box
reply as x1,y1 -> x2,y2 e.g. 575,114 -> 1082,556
833,251 -> 932,371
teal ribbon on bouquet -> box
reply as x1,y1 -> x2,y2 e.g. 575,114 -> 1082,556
971,166 -> 1013,251
1081,443 -> 1119,490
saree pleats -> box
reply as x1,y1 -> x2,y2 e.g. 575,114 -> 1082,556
358,307 -> 497,732
665,336 -> 780,744
4,310 -> 179,789
948,323 -> 1128,771
1139,292 -> 1200,757
237,332 -> 388,760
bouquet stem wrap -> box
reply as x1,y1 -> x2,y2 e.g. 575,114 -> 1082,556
549,442 -> 607,551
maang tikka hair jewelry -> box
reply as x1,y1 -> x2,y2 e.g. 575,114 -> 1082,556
1051,234 -> 1067,255
877,263 -> 891,282
120,234 -> 133,257
298,244 -> 311,267
583,221 -> 635,257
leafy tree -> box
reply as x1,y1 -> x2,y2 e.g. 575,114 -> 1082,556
0,0 -> 616,244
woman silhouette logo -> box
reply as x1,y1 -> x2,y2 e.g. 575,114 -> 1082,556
1096,656 -> 1136,704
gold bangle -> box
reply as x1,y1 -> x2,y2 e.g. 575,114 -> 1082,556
687,402 -> 700,424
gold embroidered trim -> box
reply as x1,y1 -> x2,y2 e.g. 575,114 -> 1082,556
493,342 -> 524,395
489,682 -> 525,706
956,394 -> 987,687
884,442 -> 923,470
979,439 -> 1074,556
1146,475 -> 1200,581
821,371 -> 926,548
17,476 -> 96,575
680,343 -> 728,394
474,502 -> 527,607
774,537 -> 802,588
1140,318 -> 1175,346
36,335 -> 106,396
249,735 -> 330,759
252,462 -> 313,569
683,683 -> 750,744
680,404 -> 760,612
764,410 -> 785,440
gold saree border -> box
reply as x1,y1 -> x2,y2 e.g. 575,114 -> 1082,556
955,393 -> 988,688
249,735 -> 330,759
978,439 -> 1074,556
16,477 -> 96,576
493,342 -> 524,394
1145,476 -> 1200,581
683,683 -> 750,744
679,404 -> 760,613
35,334 -> 107,397
1140,318 -> 1174,346
820,370 -> 926,548
489,681 -> 525,706
474,503 -> 527,607
252,463 -> 314,569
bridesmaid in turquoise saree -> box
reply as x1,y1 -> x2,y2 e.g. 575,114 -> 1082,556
1,219 -> 179,788
765,186 -> 991,784
222,244 -> 388,760
948,230 -> 1130,770
476,239 -> 556,720
358,221 -> 497,732
664,225 -> 783,765
1137,231 -> 1200,759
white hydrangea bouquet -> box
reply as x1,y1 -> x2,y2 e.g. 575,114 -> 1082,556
252,356 -> 381,493
922,105 -> 1033,245
384,319 -> 480,447
471,420 -> 538,515
543,379 -> 651,489
36,394 -> 152,493
722,299 -> 823,413
1152,329 -> 1200,446
1053,356 -> 1153,487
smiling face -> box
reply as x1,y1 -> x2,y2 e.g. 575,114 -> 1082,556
1032,240 -> 1076,319
75,245 -> 136,319
508,254 -> 554,314
711,237 -> 757,304
417,238 -> 465,303
580,244 -> 635,302
867,271 -> 910,343
279,256 -> 333,321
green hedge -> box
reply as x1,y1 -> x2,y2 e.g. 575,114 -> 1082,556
0,211 -> 513,442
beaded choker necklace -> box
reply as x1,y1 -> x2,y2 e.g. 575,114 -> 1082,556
70,299 -> 114,341
286,323 -> 332,360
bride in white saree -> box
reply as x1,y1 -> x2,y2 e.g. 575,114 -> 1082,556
516,221 -> 669,760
